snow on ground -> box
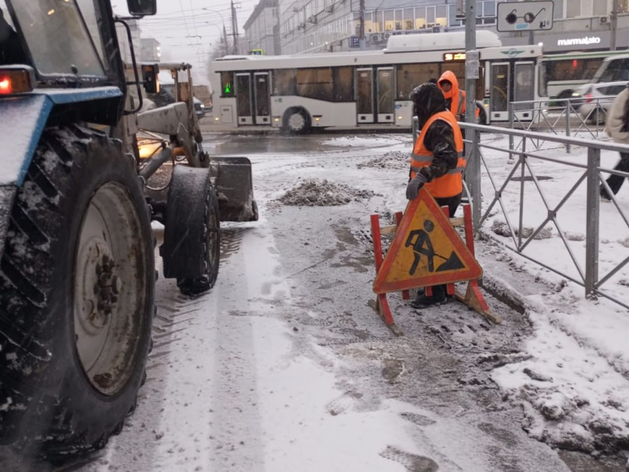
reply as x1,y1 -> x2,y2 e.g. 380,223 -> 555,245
321,135 -> 407,148
247,131 -> 629,460
70,131 -> 629,472
467,132 -> 629,454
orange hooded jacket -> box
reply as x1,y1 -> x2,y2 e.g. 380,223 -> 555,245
438,70 -> 466,119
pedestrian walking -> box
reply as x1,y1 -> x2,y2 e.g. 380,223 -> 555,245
406,83 -> 466,308
601,85 -> 629,200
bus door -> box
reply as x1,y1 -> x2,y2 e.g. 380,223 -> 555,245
489,62 -> 510,122
513,62 -> 535,122
356,68 -> 374,124
236,73 -> 253,125
376,67 -> 394,123
253,72 -> 271,125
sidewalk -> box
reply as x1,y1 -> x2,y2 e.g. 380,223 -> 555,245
474,233 -> 629,455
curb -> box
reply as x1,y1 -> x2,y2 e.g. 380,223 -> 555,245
479,274 -> 528,315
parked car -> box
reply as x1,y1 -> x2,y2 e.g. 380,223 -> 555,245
193,97 -> 206,118
578,81 -> 628,124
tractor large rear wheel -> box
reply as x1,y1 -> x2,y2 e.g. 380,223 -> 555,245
0,126 -> 154,461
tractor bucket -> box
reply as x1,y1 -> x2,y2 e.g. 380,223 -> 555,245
210,157 -> 258,222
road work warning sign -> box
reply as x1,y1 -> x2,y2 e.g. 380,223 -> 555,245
373,189 -> 482,294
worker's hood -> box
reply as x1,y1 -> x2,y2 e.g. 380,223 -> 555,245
438,70 -> 460,101
410,83 -> 448,129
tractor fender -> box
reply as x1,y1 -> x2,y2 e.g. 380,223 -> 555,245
0,88 -> 123,261
0,87 -> 123,187
161,166 -> 214,279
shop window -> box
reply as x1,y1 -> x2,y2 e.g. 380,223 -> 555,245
620,0 -> 629,13
374,11 -> 383,31
404,8 -> 414,30
449,5 -> 462,27
415,7 -> 426,29
332,67 -> 354,102
567,1 -> 581,18
221,72 -> 235,97
395,9 -> 403,30
384,10 -> 394,30
272,69 -> 296,95
296,68 -> 333,101
427,6 -> 436,24
436,6 -> 447,26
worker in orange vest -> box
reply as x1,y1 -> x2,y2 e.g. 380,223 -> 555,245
438,70 -> 466,121
406,82 -> 466,308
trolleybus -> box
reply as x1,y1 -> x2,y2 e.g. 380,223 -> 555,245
210,31 -> 542,132
538,50 -> 629,99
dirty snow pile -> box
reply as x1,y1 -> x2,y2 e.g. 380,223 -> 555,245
492,310 -> 629,455
357,150 -> 409,170
279,179 -> 375,206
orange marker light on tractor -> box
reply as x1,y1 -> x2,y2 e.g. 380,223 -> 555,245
0,78 -> 11,94
0,67 -> 36,95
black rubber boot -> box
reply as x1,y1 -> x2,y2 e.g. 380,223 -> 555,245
410,285 -> 447,309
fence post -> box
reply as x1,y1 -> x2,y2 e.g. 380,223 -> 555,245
585,147 -> 600,298
565,99 -> 571,154
508,102 -> 514,154
412,116 -> 418,144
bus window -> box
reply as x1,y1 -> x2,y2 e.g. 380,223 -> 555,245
582,58 -> 604,80
221,72 -> 235,97
332,67 -> 354,102
296,68 -> 333,101
442,62 -> 465,85
272,69 -> 296,95
396,63 -> 440,99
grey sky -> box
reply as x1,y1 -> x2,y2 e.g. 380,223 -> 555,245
113,0 -> 258,84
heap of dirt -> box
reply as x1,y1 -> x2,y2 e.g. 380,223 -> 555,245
357,150 -> 409,170
279,179 -> 375,206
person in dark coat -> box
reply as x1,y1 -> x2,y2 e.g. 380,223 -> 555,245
406,83 -> 466,308
601,84 -> 629,200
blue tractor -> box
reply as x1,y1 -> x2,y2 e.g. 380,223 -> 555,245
0,0 -> 256,462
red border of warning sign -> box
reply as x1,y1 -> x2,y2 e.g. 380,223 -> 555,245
373,189 -> 482,294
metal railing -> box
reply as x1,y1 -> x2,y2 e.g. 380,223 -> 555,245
508,96 -> 616,153
460,122 -> 629,309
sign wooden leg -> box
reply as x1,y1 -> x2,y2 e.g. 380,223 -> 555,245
395,211 -> 411,301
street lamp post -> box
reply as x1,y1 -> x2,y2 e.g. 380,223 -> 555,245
202,8 -> 229,50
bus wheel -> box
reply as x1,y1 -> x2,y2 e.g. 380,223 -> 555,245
283,108 -> 311,134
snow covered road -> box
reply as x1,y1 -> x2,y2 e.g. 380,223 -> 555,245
61,132 -> 628,472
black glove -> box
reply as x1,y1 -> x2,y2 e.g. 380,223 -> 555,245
406,173 -> 428,200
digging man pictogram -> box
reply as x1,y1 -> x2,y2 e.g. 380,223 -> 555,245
405,219 -> 437,274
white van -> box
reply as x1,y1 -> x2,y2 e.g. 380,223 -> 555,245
576,54 -> 629,96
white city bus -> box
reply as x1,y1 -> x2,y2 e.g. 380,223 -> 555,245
210,31 -> 542,132
539,50 -> 629,99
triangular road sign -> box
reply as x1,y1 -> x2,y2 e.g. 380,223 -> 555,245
373,189 -> 482,294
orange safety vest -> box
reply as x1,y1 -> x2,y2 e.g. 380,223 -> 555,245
454,90 -> 465,117
410,110 -> 465,199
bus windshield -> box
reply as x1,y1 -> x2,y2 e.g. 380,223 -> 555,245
6,0 -> 105,77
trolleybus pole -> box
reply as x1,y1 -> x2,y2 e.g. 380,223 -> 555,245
464,0 -> 481,229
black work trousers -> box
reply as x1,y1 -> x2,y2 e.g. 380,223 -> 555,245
429,193 -> 462,299
601,153 -> 629,197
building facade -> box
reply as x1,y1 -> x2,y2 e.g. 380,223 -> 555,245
275,0 -> 629,55
243,0 -> 281,55
141,38 -> 161,62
